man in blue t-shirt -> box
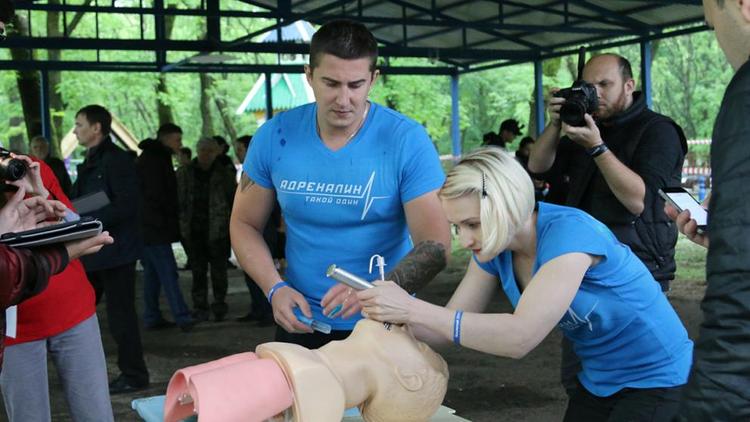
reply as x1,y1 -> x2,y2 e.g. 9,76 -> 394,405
230,19 -> 450,348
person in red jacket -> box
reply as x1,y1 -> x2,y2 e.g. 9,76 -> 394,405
0,156 -> 116,422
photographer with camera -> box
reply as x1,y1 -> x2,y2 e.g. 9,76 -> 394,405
529,54 -> 687,290
1,152 -> 115,421
528,53 -> 687,397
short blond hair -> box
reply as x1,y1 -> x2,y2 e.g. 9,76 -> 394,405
440,147 -> 535,256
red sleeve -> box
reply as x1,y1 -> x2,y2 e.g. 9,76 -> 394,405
0,244 -> 68,308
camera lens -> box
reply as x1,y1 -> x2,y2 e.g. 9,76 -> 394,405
0,158 -> 27,181
560,100 -> 587,127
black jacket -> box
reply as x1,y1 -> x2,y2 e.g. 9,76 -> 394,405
71,137 -> 142,271
136,138 -> 180,245
550,92 -> 687,287
676,60 -> 750,421
45,156 -> 72,198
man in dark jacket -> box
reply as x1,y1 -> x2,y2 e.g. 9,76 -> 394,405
70,104 -> 149,395
669,2 -> 750,420
177,137 -> 236,322
529,54 -> 687,291
136,124 -> 193,332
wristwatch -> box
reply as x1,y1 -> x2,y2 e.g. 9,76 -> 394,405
586,143 -> 609,158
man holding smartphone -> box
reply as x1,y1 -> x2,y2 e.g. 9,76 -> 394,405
667,1 -> 750,419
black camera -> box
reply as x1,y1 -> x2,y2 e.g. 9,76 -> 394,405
0,147 -> 27,181
553,80 -> 598,127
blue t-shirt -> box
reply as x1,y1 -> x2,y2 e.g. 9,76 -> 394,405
476,202 -> 693,397
245,102 -> 445,330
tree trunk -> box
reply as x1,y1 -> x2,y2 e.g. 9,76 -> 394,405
199,73 -> 214,137
9,14 -> 42,151
47,0 -> 64,157
213,85 -> 237,141
157,9 -> 177,126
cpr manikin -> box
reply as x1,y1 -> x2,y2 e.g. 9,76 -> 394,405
259,319 -> 449,422
164,319 -> 449,422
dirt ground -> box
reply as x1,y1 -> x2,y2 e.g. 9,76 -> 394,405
1,246 -> 706,422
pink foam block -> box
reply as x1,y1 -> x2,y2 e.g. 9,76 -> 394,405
164,352 -> 293,422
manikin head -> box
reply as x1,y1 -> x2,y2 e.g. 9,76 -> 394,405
257,319 -> 449,422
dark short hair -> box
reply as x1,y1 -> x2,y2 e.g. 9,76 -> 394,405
482,132 -> 505,148
76,105 -> 112,137
0,0 -> 15,24
310,19 -> 378,72
499,119 -> 523,136
519,136 -> 535,149
179,147 -> 191,158
157,123 -> 182,140
235,135 -> 252,148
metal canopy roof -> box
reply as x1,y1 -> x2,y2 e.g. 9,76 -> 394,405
4,0 -> 707,74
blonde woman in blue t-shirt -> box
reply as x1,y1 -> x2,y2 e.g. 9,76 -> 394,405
358,147 -> 692,421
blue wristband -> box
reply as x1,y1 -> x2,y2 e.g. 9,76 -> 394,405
267,281 -> 289,304
453,310 -> 464,346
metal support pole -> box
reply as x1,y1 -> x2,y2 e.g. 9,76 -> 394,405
534,60 -> 545,138
40,69 -> 51,140
451,72 -> 460,159
640,40 -> 653,109
265,72 -> 273,120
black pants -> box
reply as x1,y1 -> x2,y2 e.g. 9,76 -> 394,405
275,325 -> 352,349
560,336 -> 582,396
563,380 -> 683,422
189,232 -> 228,316
88,262 -> 149,385
244,274 -> 272,317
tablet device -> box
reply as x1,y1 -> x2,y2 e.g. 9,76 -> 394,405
0,217 -> 103,248
71,191 -> 110,214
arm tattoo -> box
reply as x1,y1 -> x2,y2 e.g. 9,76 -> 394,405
240,173 -> 256,192
385,240 -> 447,293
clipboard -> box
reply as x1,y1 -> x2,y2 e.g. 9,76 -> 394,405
0,217 -> 103,248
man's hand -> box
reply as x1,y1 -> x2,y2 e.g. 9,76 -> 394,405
6,154 -> 49,198
665,203 -> 709,248
562,114 -> 603,150
65,231 -> 114,260
271,285 -> 314,334
547,88 -> 564,127
321,283 -> 361,319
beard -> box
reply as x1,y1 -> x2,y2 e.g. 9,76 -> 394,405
594,88 -> 630,120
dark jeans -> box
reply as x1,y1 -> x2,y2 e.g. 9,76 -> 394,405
141,243 -> 192,326
244,274 -> 272,317
87,262 -> 149,385
189,233 -> 228,316
274,325 -> 352,349
563,380 -> 683,422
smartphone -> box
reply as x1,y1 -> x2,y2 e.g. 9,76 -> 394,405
658,187 -> 708,232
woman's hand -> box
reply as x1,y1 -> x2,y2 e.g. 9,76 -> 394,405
357,281 -> 415,324
65,231 -> 114,260
6,154 -> 49,198
0,187 -> 67,235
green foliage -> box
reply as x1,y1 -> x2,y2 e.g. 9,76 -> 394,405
0,6 -> 733,165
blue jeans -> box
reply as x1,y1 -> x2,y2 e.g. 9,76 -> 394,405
0,315 -> 114,422
141,243 -> 192,326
